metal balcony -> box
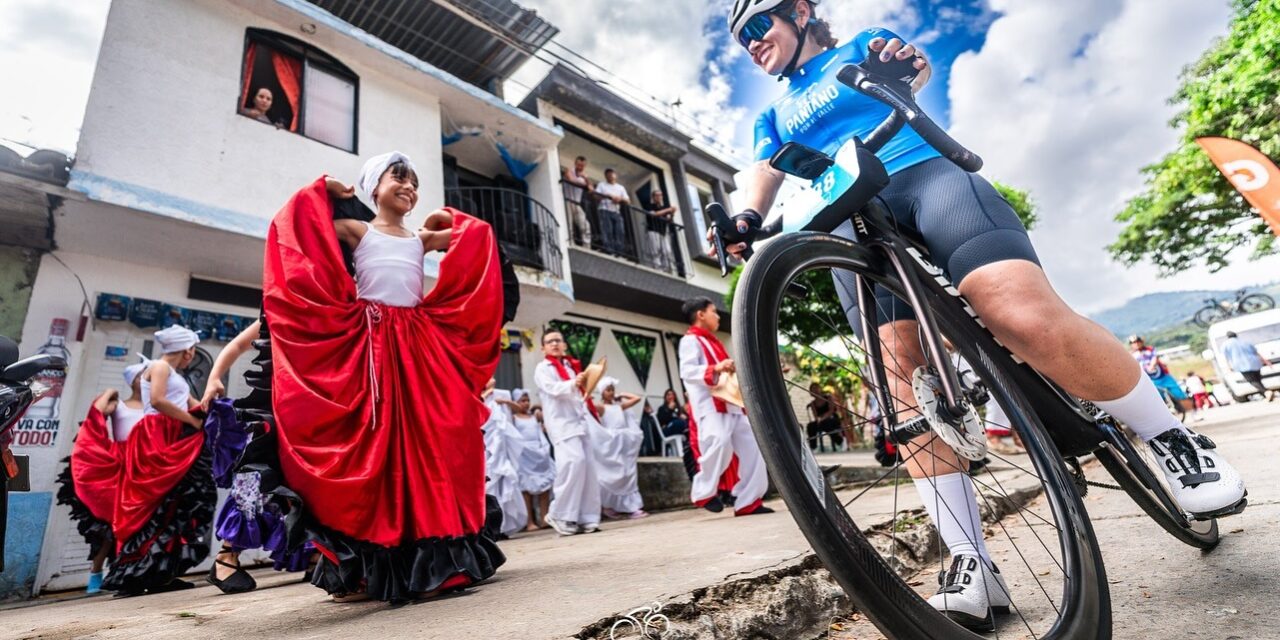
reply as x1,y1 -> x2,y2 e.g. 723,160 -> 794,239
560,181 -> 687,278
444,187 -> 563,279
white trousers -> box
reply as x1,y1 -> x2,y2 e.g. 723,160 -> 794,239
548,434 -> 602,525
690,412 -> 768,512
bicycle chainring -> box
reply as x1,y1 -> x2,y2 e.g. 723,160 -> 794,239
911,367 -> 988,461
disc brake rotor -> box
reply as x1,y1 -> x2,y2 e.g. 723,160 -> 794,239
911,367 -> 988,461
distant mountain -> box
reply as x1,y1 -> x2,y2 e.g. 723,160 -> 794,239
1089,283 -> 1280,342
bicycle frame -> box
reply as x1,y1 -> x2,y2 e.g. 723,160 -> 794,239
844,197 -> 1112,461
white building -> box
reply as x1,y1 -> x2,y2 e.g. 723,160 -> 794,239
7,0 -> 577,597
5,0 -> 744,599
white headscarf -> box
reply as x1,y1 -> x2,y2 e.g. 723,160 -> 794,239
358,151 -> 417,208
154,325 -> 200,354
600,376 -> 619,394
512,388 -> 529,402
122,356 -> 151,386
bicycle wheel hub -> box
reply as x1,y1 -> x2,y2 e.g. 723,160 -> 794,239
911,367 -> 988,460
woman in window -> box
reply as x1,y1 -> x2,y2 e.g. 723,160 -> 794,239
263,152 -> 506,602
241,87 -> 282,127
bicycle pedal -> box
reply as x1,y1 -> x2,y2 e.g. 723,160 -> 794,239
1191,494 -> 1248,521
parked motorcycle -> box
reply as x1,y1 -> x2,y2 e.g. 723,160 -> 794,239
1,335 -> 67,572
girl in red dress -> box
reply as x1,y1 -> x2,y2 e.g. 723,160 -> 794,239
264,152 -> 506,602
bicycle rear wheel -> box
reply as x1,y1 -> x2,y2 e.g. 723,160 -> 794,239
1193,306 -> 1227,328
733,232 -> 1109,640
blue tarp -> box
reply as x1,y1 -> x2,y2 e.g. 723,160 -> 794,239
496,142 -> 538,181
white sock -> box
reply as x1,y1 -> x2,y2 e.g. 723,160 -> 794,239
914,473 -> 990,564
1091,374 -> 1182,442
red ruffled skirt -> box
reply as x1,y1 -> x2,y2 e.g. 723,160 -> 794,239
263,178 -> 505,600
57,408 -> 214,593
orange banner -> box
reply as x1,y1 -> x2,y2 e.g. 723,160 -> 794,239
1196,136 -> 1280,236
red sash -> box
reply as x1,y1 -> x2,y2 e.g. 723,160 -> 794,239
687,326 -> 728,414
546,355 -> 600,420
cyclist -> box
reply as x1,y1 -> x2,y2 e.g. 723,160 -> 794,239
1129,335 -> 1193,417
723,0 -> 1246,627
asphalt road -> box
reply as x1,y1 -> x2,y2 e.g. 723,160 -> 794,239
832,400 -> 1280,640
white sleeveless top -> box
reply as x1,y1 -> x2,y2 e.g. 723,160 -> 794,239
141,365 -> 191,415
353,222 -> 425,307
111,402 -> 145,442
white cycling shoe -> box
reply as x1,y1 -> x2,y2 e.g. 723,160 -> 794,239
1149,428 -> 1247,519
927,554 -> 1011,632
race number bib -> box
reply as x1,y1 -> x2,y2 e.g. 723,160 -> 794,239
782,139 -> 863,233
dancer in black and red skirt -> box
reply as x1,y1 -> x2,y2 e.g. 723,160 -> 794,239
58,326 -> 216,596
264,151 -> 506,602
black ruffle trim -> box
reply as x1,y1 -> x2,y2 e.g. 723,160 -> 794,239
102,447 -> 217,594
54,458 -> 114,562
307,519 -> 506,602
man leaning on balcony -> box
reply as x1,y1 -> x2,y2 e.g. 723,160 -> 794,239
645,189 -> 677,271
596,169 -> 630,257
562,156 -> 593,247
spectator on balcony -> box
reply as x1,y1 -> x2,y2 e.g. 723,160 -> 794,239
562,156 -> 593,247
241,87 -> 282,127
595,169 -> 630,256
645,189 -> 678,271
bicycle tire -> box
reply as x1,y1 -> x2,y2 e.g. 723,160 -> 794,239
733,232 -> 1110,640
1238,293 -> 1275,315
1094,429 -> 1219,550
1193,306 -> 1227,328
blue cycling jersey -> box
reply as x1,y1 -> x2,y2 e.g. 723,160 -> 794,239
753,28 -> 941,176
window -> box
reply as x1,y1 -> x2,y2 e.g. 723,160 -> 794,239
686,183 -> 713,255
239,29 -> 359,153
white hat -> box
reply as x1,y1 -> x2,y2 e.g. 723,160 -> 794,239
358,151 -> 417,208
122,356 -> 151,386
154,325 -> 200,354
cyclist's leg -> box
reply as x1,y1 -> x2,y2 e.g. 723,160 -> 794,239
897,159 -> 1245,514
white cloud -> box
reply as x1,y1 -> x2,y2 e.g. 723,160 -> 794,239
945,0 -> 1280,312
0,0 -> 110,153
507,0 -> 748,157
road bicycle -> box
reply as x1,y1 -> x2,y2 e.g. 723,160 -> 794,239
1192,288 -> 1275,328
708,55 -> 1235,639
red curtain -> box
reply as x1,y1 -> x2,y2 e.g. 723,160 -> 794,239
272,51 -> 303,132
239,42 -> 257,110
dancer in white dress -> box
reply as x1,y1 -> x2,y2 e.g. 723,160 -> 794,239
509,389 -> 554,531
591,377 -> 648,519
482,379 -> 529,536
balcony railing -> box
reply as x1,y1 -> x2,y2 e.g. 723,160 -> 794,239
560,180 -> 687,277
444,187 -> 564,279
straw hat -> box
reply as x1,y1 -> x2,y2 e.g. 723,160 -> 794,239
711,370 -> 745,408
581,356 -> 608,397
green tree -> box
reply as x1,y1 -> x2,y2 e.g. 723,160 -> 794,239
1111,0 -> 1279,272
725,183 -> 1038,343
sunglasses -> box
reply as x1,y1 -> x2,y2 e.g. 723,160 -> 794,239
737,12 -> 777,49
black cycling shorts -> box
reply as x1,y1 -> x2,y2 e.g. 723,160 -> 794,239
833,157 -> 1041,327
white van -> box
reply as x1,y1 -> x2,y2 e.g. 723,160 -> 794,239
1203,308 -> 1280,401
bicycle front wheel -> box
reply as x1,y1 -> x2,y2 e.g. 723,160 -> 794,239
733,232 -> 1109,640
1238,293 -> 1275,315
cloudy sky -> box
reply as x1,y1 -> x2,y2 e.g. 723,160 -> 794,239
2,0 -> 1275,312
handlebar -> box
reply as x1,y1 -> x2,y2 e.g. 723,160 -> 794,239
835,64 -> 983,172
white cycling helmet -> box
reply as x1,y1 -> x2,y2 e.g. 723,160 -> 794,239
728,0 -> 820,77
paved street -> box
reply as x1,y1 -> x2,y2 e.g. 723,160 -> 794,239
4,401 -> 1277,640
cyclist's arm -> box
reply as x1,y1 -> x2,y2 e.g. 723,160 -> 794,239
744,160 -> 786,218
